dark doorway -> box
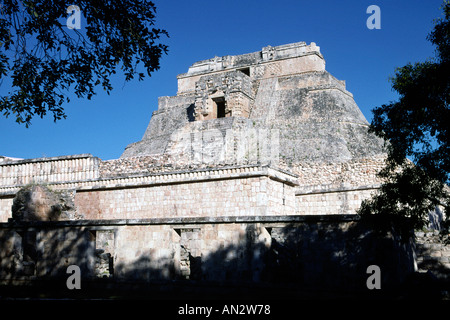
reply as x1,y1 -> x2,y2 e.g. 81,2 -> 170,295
238,67 -> 250,77
216,100 -> 226,118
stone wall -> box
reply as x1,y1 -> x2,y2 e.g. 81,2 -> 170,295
176,42 -> 325,95
269,219 -> 415,288
0,226 -> 95,280
0,154 -> 99,186
0,197 -> 13,223
193,70 -> 254,120
415,231 -> 450,275
74,168 -> 297,220
0,154 -> 101,222
0,153 -> 384,222
0,215 -> 416,290
292,156 -> 386,191
296,187 -> 378,215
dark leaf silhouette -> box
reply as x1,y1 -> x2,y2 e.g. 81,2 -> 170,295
0,0 -> 168,126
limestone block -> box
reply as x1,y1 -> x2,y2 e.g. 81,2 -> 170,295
12,185 -> 80,222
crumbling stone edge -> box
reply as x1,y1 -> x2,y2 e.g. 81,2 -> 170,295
0,214 -> 361,229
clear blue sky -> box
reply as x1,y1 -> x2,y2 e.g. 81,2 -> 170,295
0,0 -> 445,160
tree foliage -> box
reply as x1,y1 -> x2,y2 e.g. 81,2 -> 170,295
359,1 -> 450,231
0,0 -> 168,126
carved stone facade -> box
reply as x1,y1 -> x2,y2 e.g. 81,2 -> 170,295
193,70 -> 254,120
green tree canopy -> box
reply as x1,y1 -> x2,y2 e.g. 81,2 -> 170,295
0,0 -> 168,126
359,1 -> 450,231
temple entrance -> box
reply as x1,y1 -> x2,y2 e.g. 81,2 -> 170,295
216,100 -> 226,118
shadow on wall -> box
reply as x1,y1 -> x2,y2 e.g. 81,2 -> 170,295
1,217 -> 449,299
267,220 -> 414,289
0,226 -> 95,283
113,219 -> 422,294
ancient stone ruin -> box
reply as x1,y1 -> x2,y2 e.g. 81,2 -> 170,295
0,42 -> 445,295
11,184 -> 79,222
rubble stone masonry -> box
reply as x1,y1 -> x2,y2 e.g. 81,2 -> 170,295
0,153 -> 385,222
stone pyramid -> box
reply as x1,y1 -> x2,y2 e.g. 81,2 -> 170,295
121,41 -> 384,169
